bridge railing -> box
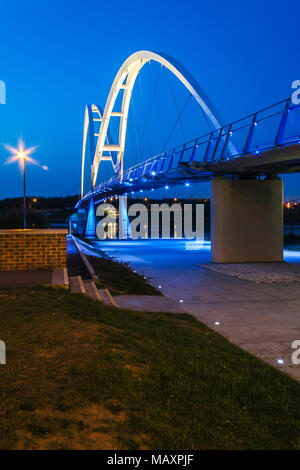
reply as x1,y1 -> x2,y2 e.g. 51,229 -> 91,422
118,97 -> 300,176
78,97 -> 300,207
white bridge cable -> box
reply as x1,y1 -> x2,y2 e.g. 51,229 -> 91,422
128,84 -> 142,165
167,71 -> 187,143
161,92 -> 192,153
137,71 -> 152,157
149,61 -> 165,144
199,102 -> 214,132
137,62 -> 163,159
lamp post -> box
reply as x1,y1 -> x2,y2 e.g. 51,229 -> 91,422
18,151 -> 27,229
4,140 -> 48,230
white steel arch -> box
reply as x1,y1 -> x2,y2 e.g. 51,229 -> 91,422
83,50 -> 226,193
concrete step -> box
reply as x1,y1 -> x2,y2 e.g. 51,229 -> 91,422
83,280 -> 104,301
52,268 -> 69,287
99,288 -> 119,308
69,275 -> 86,294
69,274 -> 118,307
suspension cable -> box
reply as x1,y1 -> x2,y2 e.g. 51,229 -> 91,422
129,84 -> 142,164
199,103 -> 214,131
161,93 -> 192,153
168,72 -> 186,142
138,71 -> 152,156
149,61 -> 165,143
137,62 -> 162,157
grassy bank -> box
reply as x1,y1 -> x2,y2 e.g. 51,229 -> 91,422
0,286 -> 300,450
87,255 -> 160,296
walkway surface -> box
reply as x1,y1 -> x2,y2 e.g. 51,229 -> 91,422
67,236 -> 91,280
88,239 -> 300,380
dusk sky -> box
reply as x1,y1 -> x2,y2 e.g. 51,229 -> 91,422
0,0 -> 300,200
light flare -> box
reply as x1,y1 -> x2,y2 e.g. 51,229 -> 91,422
3,139 -> 48,171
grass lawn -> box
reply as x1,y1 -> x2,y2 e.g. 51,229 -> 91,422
0,286 -> 300,450
87,255 -> 160,296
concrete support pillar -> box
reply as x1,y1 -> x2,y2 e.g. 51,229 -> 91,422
211,177 -> 283,262
85,196 -> 96,239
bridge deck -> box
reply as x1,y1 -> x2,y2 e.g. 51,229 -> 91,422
77,98 -> 300,208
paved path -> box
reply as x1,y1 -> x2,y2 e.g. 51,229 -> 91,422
91,239 -> 300,380
67,236 -> 91,280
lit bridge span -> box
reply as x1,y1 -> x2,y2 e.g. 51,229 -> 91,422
76,50 -> 300,263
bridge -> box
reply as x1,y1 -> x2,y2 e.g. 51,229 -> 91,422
76,50 -> 300,263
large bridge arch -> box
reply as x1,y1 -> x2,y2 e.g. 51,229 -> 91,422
85,50 -> 226,192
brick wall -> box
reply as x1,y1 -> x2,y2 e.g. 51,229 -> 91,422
0,230 -> 68,271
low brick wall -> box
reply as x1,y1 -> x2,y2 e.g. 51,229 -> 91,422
0,229 -> 68,271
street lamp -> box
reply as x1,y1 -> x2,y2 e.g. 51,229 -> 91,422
17,151 -> 27,229
4,140 -> 48,230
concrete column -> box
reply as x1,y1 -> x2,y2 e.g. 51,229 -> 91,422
211,177 -> 283,262
85,196 -> 96,238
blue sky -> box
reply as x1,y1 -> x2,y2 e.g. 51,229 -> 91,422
0,0 -> 299,200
